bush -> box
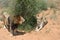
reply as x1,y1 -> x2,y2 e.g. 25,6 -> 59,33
6,0 -> 48,32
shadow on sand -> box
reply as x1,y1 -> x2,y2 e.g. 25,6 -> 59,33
13,31 -> 26,36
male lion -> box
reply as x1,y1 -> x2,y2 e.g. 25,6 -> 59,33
3,12 -> 25,36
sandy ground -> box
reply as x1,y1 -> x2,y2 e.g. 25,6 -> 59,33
0,8 -> 60,40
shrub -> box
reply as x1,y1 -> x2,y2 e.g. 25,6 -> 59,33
6,0 -> 48,32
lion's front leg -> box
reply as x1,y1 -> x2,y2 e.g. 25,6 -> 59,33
9,23 -> 18,36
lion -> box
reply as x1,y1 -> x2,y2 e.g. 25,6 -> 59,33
3,12 -> 25,36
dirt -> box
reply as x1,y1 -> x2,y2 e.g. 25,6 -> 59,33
0,8 -> 60,40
